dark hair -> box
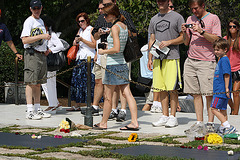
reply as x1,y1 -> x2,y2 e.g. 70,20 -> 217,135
103,4 -> 125,23
226,19 -> 240,52
75,12 -> 90,28
213,38 -> 229,52
189,0 -> 205,7
99,0 -> 103,4
41,14 -> 56,32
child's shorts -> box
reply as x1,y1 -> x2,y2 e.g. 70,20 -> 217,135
210,97 -> 228,110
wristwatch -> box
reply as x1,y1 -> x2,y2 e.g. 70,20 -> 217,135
200,30 -> 205,35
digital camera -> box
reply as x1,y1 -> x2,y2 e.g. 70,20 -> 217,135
185,24 -> 193,28
98,43 -> 107,49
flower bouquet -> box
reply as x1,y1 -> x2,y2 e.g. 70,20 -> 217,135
59,118 -> 76,133
204,133 -> 223,144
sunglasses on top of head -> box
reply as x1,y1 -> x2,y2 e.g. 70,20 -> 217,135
229,25 -> 237,29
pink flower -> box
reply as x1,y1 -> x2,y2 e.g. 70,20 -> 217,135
203,146 -> 208,151
54,135 -> 63,138
197,145 -> 203,150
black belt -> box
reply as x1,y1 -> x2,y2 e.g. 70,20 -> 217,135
26,48 -> 45,55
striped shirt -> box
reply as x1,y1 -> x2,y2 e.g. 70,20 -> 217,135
106,24 -> 128,65
186,13 -> 221,61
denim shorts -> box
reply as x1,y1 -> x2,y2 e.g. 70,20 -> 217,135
103,64 -> 129,85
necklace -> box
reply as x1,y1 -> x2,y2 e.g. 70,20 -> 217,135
231,38 -> 235,42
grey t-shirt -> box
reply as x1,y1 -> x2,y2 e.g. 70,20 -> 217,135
148,11 -> 185,59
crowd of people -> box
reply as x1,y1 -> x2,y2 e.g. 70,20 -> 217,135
2,0 -> 239,134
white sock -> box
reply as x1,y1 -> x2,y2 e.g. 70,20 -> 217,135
27,104 -> 33,112
92,105 -> 99,110
219,126 -> 224,132
34,104 -> 41,112
197,121 -> 203,124
223,121 -> 230,128
120,109 -> 126,114
153,101 -> 158,106
112,109 -> 118,114
157,101 -> 162,108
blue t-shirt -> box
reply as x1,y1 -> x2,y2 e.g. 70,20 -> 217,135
213,56 -> 232,99
0,23 -> 12,46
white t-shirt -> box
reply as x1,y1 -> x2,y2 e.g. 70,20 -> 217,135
48,32 -> 64,53
21,16 -> 47,52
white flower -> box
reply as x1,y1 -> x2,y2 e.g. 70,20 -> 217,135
228,150 -> 234,156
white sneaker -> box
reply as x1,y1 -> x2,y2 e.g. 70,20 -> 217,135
150,105 -> 157,113
26,111 -> 42,120
152,116 -> 169,127
155,106 -> 162,113
37,109 -> 51,118
165,115 -> 178,128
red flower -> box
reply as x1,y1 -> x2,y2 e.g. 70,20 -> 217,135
64,129 -> 70,133
60,129 -> 65,132
15,132 -> 20,135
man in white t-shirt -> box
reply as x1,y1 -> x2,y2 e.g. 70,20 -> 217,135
21,0 -> 51,120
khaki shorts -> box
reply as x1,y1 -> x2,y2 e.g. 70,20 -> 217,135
24,50 -> 47,85
183,58 -> 216,95
153,59 -> 182,92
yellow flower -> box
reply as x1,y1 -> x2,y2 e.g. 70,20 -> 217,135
128,133 -> 138,142
59,120 -> 70,130
205,133 -> 223,144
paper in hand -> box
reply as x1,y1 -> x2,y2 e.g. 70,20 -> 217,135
150,39 -> 170,60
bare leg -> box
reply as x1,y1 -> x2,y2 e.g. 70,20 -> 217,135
119,84 -> 139,128
228,98 -> 234,114
99,84 -> 116,128
160,91 -> 169,116
193,94 -> 203,121
26,85 -> 33,104
119,86 -> 127,110
232,81 -> 240,115
169,90 -> 178,116
32,84 -> 41,104
211,108 -> 227,123
206,96 -> 214,122
112,87 -> 120,109
92,78 -> 104,106
153,92 -> 160,101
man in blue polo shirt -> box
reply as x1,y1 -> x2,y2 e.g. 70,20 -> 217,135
0,9 -> 22,60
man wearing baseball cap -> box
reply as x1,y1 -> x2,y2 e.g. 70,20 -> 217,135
20,0 -> 51,120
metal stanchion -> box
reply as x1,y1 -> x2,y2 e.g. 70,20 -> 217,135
14,57 -> 19,105
84,56 -> 93,127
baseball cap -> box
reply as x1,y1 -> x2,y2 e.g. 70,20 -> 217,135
30,0 -> 42,8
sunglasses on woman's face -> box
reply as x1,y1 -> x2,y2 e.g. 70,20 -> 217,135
229,25 -> 237,29
78,20 -> 85,23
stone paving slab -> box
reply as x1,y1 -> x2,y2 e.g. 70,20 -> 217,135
35,152 -> 116,160
0,156 -> 33,160
0,148 -> 37,154
62,145 -> 106,152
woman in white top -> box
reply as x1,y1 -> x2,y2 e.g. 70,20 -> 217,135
41,15 -> 64,114
67,12 -> 96,111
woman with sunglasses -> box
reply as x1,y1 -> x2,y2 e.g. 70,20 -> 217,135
67,12 -> 96,111
224,19 -> 240,115
94,4 -> 139,131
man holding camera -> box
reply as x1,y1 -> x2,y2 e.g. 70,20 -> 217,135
182,0 -> 221,133
91,0 -> 137,121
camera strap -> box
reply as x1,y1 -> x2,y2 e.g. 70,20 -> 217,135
112,18 -> 120,26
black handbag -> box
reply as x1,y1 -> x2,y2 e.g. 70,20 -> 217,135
136,76 -> 152,93
47,51 -> 66,71
123,31 -> 143,62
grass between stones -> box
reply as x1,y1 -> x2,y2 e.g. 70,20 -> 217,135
0,126 -> 240,160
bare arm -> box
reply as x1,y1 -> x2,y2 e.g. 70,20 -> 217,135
6,41 -> 23,60
193,23 -> 219,43
224,73 -> 230,98
181,23 -> 191,46
22,34 -> 50,44
147,33 -> 155,71
98,25 -> 120,55
159,32 -> 184,49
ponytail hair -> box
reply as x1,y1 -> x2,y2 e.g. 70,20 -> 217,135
103,4 -> 126,23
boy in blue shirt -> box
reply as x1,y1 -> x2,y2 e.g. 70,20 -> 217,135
211,38 -> 236,135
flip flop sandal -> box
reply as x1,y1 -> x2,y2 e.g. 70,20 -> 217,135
120,125 -> 139,131
66,106 -> 81,111
93,124 -> 107,130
